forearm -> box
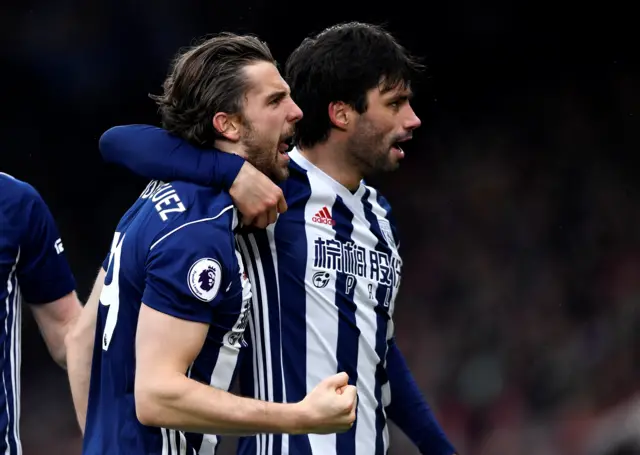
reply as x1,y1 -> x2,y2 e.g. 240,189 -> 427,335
30,291 -> 83,369
46,322 -> 72,369
136,373 -> 304,435
65,268 -> 103,433
386,339 -> 456,455
65,329 -> 94,433
99,125 -> 244,188
40,318 -> 74,369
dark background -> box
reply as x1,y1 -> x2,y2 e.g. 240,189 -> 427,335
2,0 -> 639,454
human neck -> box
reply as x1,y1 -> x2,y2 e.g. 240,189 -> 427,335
298,138 -> 362,191
214,139 -> 247,159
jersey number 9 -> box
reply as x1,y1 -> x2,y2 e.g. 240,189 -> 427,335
100,231 -> 125,351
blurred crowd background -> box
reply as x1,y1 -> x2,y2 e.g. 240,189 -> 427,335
2,0 -> 638,454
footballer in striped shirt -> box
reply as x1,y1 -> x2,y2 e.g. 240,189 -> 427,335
98,22 -> 457,455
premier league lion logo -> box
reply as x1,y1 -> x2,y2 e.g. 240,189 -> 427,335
198,265 -> 217,292
188,258 -> 222,302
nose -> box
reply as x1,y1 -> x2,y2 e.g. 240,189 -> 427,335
404,104 -> 421,131
288,100 -> 304,123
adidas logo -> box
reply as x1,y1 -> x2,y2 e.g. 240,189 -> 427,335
312,206 -> 336,226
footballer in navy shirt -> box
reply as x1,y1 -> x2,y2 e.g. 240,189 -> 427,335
0,172 -> 82,454
68,33 -> 357,455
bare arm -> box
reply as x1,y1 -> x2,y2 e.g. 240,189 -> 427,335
135,304 -> 356,435
65,268 -> 105,433
29,290 -> 82,368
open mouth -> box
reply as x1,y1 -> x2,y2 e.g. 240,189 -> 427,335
390,135 -> 412,157
278,135 -> 294,155
391,142 -> 403,152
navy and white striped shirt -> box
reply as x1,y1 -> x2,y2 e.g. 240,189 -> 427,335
0,173 -> 76,454
83,180 -> 252,455
237,149 -> 401,455
99,125 -> 458,455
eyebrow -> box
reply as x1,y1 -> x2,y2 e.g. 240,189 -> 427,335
389,91 -> 414,102
266,90 -> 289,104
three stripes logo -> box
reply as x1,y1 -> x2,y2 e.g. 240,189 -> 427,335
312,206 -> 336,226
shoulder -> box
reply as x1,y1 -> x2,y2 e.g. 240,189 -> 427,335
361,182 -> 401,247
112,180 -> 237,269
0,173 -> 44,207
279,161 -> 313,206
150,204 -> 237,252
148,182 -> 237,261
362,181 -> 393,214
156,180 -> 233,220
0,173 -> 52,233
135,180 -> 236,238
145,199 -> 239,303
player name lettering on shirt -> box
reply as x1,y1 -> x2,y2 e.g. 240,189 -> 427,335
313,236 -> 402,289
140,181 -> 186,222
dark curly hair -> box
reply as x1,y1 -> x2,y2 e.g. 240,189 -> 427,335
285,22 -> 424,149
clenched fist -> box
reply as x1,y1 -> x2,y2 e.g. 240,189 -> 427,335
229,162 -> 287,228
293,372 -> 357,435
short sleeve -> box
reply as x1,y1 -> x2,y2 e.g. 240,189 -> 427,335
16,184 -> 76,304
143,221 -> 234,324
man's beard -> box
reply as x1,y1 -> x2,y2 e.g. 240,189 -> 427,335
241,121 -> 289,183
346,117 -> 398,179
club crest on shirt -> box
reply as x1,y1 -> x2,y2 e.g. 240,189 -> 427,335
188,258 -> 222,302
377,219 -> 396,249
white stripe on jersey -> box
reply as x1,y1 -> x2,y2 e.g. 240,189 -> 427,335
238,226 -> 292,455
170,429 -> 178,454
198,247 -> 250,455
161,428 -> 168,455
303,172 -> 340,455
243,149 -> 401,455
361,188 -> 391,453
266,226 -> 289,455
12,283 -> 22,455
299,149 -> 396,454
150,206 -> 234,250
237,235 -> 268,455
198,341 -> 244,454
347,190 -> 384,455
3,249 -> 21,455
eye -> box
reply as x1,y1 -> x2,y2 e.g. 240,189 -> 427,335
267,92 -> 288,107
389,95 -> 410,110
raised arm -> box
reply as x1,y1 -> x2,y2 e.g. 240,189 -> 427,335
99,125 -> 286,227
100,125 -> 237,186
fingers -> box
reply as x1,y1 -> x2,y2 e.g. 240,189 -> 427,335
345,386 -> 357,423
252,212 -> 270,229
231,161 -> 287,229
342,385 -> 357,403
251,207 -> 278,229
322,372 -> 349,389
241,214 -> 255,227
267,207 -> 278,226
276,192 -> 288,214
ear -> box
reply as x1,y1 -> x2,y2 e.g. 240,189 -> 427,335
212,112 -> 241,142
328,101 -> 352,131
